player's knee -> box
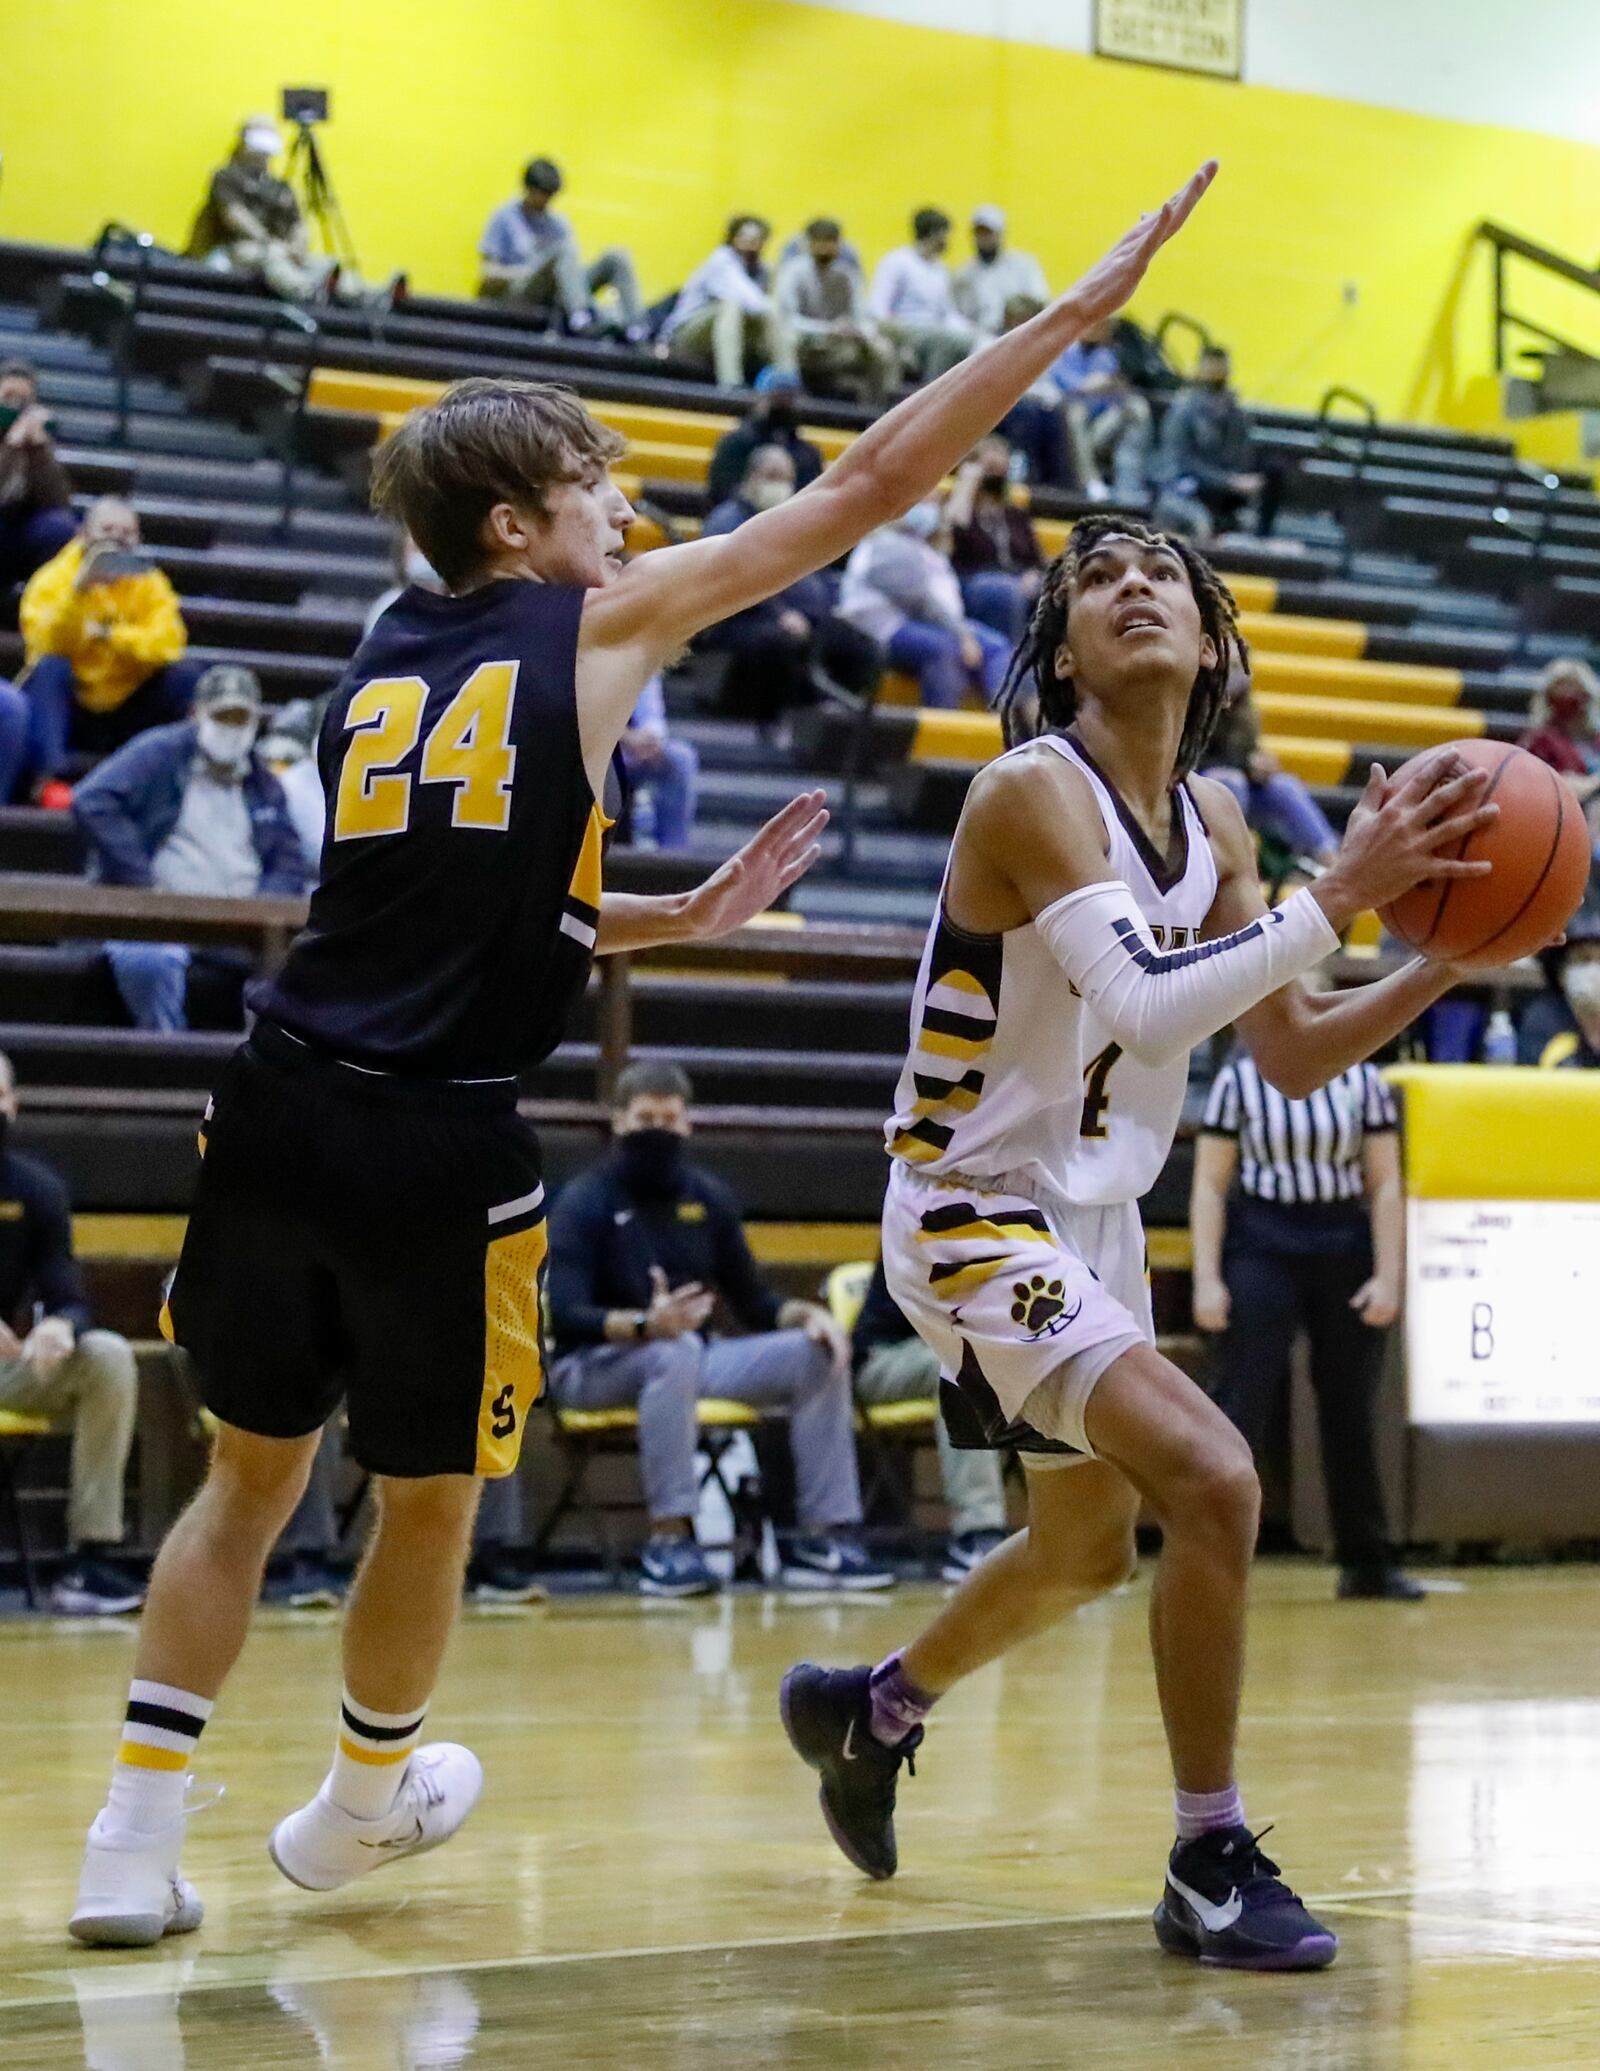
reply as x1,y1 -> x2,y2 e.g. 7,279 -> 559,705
373,1473 -> 481,1546
1074,1532 -> 1140,1600
1183,1429 -> 1260,1550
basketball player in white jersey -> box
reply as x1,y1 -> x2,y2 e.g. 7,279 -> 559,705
782,515 -> 1498,1970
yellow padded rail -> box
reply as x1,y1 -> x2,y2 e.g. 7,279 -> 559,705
1256,734 -> 1354,785
1388,1066 -> 1600,1200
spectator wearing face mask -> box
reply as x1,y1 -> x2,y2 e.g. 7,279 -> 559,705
0,359 -> 76,590
72,666 -> 310,1031
836,502 -> 1011,709
944,435 -> 1046,644
951,206 -> 1049,338
774,218 -> 895,404
697,446 -> 882,724
869,208 -> 977,383
1519,904 -> 1600,1070
257,697 -> 327,876
1520,659 -> 1600,863
620,673 -> 699,850
705,370 -> 824,509
365,530 -> 448,636
665,215 -> 794,391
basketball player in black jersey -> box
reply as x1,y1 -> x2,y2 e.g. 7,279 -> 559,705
69,165 -> 1219,1948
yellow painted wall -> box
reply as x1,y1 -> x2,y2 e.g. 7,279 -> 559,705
2,0 -> 1597,421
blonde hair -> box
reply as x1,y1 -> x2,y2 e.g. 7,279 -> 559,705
1533,657 -> 1600,729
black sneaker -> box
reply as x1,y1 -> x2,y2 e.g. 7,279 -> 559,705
1154,1825 -> 1338,1971
940,1528 -> 1008,1582
639,1534 -> 717,1599
779,1662 -> 920,1880
50,1557 -> 144,1617
464,1554 -> 547,1605
1337,1567 -> 1426,1602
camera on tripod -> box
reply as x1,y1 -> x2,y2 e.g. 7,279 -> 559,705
281,86 -> 329,127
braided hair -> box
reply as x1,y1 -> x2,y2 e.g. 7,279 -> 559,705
994,516 -> 1242,778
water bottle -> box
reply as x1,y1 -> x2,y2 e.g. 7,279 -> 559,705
1482,1008 -> 1517,1066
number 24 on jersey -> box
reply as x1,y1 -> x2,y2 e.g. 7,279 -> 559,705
333,661 -> 519,841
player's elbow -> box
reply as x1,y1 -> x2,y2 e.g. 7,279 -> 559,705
1253,1048 -> 1320,1101
1104,1018 -> 1188,1073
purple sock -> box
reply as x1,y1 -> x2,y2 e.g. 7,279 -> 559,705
1174,1783 -> 1245,1841
867,1652 -> 936,1747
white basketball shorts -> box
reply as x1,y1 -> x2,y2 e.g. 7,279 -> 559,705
881,1160 -> 1152,1465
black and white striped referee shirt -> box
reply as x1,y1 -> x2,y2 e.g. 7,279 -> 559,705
1199,1053 -> 1398,1204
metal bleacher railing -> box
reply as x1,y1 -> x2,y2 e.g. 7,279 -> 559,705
1476,218 -> 1600,380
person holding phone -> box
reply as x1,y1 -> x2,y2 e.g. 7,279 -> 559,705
15,498 -> 199,798
0,360 -> 75,587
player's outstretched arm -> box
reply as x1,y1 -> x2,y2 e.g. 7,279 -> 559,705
594,791 -> 828,954
583,163 -> 1217,670
1209,765 -> 1493,1097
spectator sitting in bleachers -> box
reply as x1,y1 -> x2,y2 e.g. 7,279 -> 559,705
706,369 -> 824,508
15,499 -> 198,800
1052,315 -> 1155,503
0,1049 -> 142,1616
952,205 -> 1048,338
665,215 -> 791,390
837,501 -> 1010,709
187,117 -> 373,305
477,156 -> 645,339
364,529 -> 448,636
945,435 -> 1045,644
545,1062 -> 895,1598
869,208 -> 977,383
0,359 -> 76,589
1201,648 -> 1338,869
1151,344 -> 1282,540
1520,659 -> 1600,860
1518,900 -> 1600,1070
994,294 -> 1077,489
621,674 -> 698,850
775,218 -> 895,404
698,446 -> 881,725
72,665 -> 309,1032
259,698 -> 326,876
851,1254 -> 1009,1580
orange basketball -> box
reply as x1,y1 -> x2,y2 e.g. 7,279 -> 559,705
1379,739 -> 1593,968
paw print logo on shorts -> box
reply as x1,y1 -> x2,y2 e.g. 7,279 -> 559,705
1012,1274 -> 1068,1336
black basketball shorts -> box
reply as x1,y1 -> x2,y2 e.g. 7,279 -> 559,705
163,1024 -> 547,1478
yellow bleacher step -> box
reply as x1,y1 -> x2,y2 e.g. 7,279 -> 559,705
1250,650 -> 1461,708
1257,734 -> 1353,785
1237,611 -> 1365,662
1253,691 -> 1482,750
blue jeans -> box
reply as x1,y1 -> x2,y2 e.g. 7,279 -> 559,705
623,736 -> 700,848
960,570 -> 1031,645
887,621 -> 1011,709
105,941 -> 190,1031
0,680 -> 28,804
999,396 -> 1073,489
1204,763 -> 1337,860
24,656 -> 201,781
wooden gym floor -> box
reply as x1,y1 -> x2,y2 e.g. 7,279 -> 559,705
5,1565 -> 1600,2068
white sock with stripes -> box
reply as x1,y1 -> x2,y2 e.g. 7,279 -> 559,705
105,1679 -> 214,1836
328,1688 -> 427,1821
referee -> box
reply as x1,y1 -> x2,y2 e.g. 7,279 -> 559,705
1190,1043 -> 1422,1602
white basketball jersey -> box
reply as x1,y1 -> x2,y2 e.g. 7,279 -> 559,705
886,733 -> 1220,1207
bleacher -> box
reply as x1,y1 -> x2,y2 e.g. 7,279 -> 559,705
0,232 -> 1590,1342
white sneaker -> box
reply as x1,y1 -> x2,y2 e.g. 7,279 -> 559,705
267,1744 -> 484,1892
69,1813 -> 204,1948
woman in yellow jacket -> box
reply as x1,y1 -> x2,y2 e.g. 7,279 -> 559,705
18,498 -> 198,792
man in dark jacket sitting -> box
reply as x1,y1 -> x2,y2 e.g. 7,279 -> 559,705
71,664 -> 309,1030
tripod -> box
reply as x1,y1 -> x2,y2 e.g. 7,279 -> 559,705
285,121 -> 360,272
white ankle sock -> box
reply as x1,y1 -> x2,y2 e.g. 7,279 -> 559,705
1174,1783 -> 1245,1841
328,1688 -> 427,1821
105,1679 -> 214,1835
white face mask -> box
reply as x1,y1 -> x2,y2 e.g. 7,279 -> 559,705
1564,961 -> 1600,1019
747,479 -> 792,513
405,546 -> 441,587
197,715 -> 258,773
900,500 -> 943,540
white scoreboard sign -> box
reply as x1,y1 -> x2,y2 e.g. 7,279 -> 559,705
1406,1198 -> 1600,1426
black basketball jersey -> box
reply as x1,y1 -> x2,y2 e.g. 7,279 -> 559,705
255,578 -> 602,1079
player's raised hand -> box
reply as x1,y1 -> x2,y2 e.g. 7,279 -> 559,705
1314,755 -> 1498,928
681,790 -> 829,941
1065,161 -> 1219,327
